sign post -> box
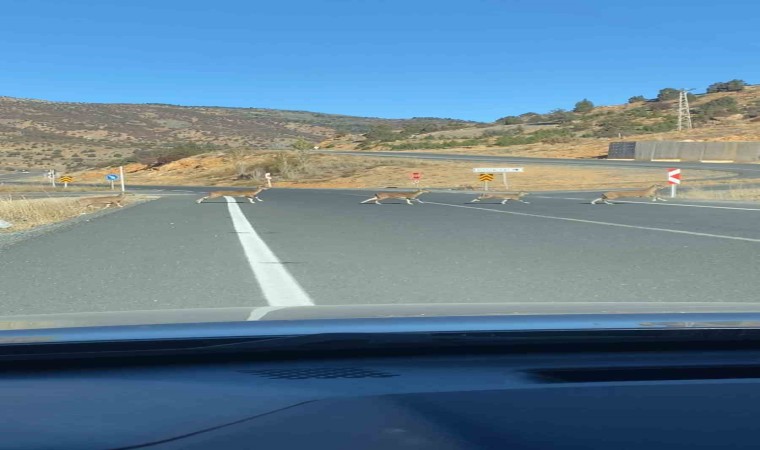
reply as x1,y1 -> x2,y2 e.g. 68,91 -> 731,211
265,172 -> 272,188
119,166 -> 126,192
668,168 -> 681,198
478,173 -> 494,190
48,169 -> 56,188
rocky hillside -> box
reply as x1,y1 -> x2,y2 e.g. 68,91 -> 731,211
0,96 -> 474,170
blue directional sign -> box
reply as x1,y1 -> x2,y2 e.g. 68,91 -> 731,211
106,174 -> 119,181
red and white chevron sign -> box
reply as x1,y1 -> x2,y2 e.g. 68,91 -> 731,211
668,168 -> 681,185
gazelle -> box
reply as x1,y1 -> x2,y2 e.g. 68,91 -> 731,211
591,184 -> 666,205
76,193 -> 127,209
469,191 -> 530,205
360,189 -> 430,205
196,186 -> 269,204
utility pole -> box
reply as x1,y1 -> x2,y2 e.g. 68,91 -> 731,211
677,89 -> 693,131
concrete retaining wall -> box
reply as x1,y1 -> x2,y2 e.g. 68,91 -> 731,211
608,141 -> 760,162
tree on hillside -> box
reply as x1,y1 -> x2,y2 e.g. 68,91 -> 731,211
707,79 -> 747,93
657,88 -> 680,101
545,109 -> 574,124
290,138 -> 314,173
290,138 -> 313,151
497,115 -> 522,125
573,99 -> 594,113
628,95 -> 646,103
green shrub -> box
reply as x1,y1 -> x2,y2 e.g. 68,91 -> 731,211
573,99 -> 594,113
657,88 -> 680,101
497,116 -> 523,125
706,79 -> 746,93
493,128 -> 572,146
388,139 -> 484,150
694,97 -> 739,120
628,95 -> 646,103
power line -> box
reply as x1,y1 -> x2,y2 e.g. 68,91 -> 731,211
677,89 -> 693,131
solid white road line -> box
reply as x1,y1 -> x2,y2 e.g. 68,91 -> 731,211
426,201 -> 760,243
592,200 -> 760,211
538,196 -> 760,211
225,197 -> 314,307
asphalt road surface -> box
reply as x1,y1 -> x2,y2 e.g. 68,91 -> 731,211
330,151 -> 760,180
1,188 -> 759,316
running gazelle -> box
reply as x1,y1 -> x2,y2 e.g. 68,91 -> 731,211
196,186 -> 269,204
360,189 -> 430,205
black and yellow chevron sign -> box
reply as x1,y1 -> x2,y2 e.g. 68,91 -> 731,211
478,173 -> 494,182
59,176 -> 73,183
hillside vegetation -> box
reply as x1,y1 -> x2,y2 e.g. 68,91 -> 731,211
325,79 -> 760,159
2,79 -> 759,178
0,97 -> 472,171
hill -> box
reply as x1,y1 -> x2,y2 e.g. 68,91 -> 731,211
0,96 -> 474,171
324,82 -> 760,159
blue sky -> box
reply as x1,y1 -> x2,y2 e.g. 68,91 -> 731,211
0,0 -> 756,121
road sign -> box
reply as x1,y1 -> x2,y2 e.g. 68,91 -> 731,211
473,167 -> 524,173
59,176 -> 73,183
411,172 -> 421,180
478,173 -> 494,182
668,168 -> 681,185
106,174 -> 119,181
668,168 -> 681,198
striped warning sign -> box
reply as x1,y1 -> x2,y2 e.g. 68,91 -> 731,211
478,173 -> 494,182
59,176 -> 73,183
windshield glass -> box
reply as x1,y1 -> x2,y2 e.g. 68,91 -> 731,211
0,0 -> 758,330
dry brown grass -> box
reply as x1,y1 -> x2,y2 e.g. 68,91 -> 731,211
0,194 -> 149,232
678,185 -> 760,201
0,184 -> 112,194
72,153 -> 735,191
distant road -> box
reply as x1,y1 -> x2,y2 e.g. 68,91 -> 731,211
1,188 -> 760,316
0,170 -> 43,182
328,151 -> 760,179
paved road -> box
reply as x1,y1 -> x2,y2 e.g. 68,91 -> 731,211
329,151 -> 760,180
1,188 -> 759,316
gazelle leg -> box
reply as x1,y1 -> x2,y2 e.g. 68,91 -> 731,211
196,197 -> 208,204
591,198 -> 601,205
470,198 -> 480,203
501,199 -> 508,204
406,198 -> 413,205
361,197 -> 378,204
